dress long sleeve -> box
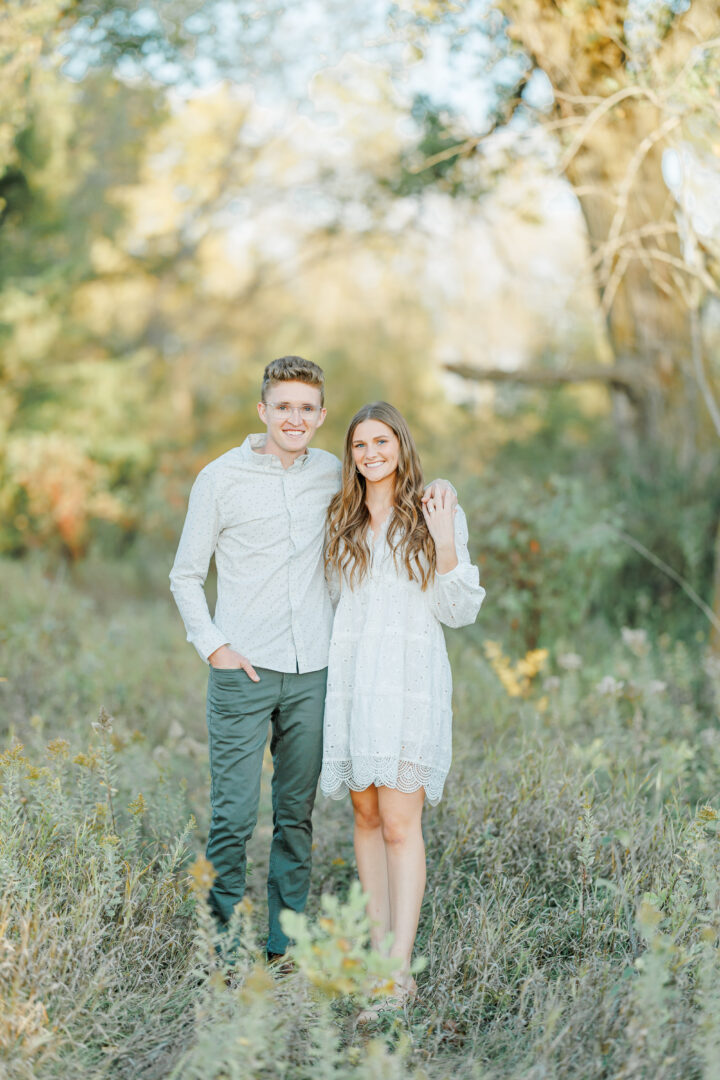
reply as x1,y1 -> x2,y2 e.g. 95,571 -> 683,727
431,506 -> 485,628
325,561 -> 342,607
169,468 -> 230,662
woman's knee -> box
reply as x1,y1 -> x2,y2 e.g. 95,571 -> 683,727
377,788 -> 424,846
354,805 -> 382,831
351,791 -> 381,831
379,813 -> 413,846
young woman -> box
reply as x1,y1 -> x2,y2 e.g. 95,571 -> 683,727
320,402 -> 485,1009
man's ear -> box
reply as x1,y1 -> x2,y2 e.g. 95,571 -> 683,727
257,401 -> 268,425
316,408 -> 327,428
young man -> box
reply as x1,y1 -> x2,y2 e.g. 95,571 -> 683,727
169,356 -> 454,961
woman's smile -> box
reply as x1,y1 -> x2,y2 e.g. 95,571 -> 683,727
352,419 -> 400,481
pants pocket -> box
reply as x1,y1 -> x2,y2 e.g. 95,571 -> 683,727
207,668 -> 253,723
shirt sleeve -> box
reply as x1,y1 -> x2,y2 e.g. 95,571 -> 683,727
425,478 -> 457,497
431,505 -> 486,628
169,467 -> 230,662
325,456 -> 343,604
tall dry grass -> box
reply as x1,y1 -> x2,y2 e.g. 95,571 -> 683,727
2,556 -> 720,1079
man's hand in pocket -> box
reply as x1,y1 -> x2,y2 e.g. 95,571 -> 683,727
208,645 -> 260,682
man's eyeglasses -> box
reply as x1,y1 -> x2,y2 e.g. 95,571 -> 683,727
264,403 -> 322,418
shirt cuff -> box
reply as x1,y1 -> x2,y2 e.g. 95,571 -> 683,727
195,627 -> 232,663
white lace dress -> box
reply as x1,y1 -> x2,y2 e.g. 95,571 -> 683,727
320,507 -> 486,806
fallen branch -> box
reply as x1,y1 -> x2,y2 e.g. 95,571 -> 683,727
443,361 -> 648,399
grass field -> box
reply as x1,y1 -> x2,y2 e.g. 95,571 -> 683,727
2,554 -> 720,1079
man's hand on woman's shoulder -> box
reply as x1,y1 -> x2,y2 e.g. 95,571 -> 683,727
422,479 -> 457,509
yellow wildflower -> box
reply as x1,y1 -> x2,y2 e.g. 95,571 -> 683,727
128,793 -> 147,816
47,738 -> 70,760
484,642 -> 548,699
0,744 -> 27,767
187,855 -> 217,896
73,749 -> 99,769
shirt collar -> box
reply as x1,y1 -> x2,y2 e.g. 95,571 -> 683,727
242,433 -> 311,470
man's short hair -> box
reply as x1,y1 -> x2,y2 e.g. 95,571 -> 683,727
262,356 -> 325,405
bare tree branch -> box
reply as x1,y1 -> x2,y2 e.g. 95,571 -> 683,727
636,249 -> 719,294
443,361 -> 648,399
600,247 -> 632,317
690,301 -> 720,440
601,115 -> 681,281
605,525 -> 720,635
587,223 -> 681,270
557,86 -> 659,174
409,136 -> 481,174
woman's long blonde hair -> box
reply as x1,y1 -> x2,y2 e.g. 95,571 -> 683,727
325,402 -> 436,590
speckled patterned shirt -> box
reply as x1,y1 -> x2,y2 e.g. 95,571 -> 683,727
169,434 -> 343,672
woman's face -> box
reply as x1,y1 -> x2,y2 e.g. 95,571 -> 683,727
351,419 -> 400,485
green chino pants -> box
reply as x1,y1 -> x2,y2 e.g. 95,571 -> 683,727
205,664 -> 327,956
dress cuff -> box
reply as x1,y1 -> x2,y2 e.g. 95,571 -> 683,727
435,563 -> 463,581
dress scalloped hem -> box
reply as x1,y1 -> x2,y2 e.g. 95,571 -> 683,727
320,756 -> 448,807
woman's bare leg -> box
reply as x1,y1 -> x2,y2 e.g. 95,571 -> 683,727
350,786 -> 390,950
377,785 -> 426,987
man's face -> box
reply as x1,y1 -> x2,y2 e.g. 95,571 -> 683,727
257,380 -> 326,457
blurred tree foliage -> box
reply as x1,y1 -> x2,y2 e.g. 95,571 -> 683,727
395,0 -> 720,643
2,0 -> 719,651
397,0 -> 720,449
0,2 -> 452,558
461,401 -> 720,650
1,2 -> 170,556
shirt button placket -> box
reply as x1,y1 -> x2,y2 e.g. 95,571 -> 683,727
285,473 -> 300,672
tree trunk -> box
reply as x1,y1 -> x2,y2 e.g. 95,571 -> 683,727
499,0 -> 720,461
713,518 -> 720,657
482,0 -> 720,639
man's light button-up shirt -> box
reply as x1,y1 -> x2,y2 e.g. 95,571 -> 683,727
169,434 -> 343,674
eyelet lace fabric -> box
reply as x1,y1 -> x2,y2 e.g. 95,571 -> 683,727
321,757 -> 449,807
320,506 -> 485,808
